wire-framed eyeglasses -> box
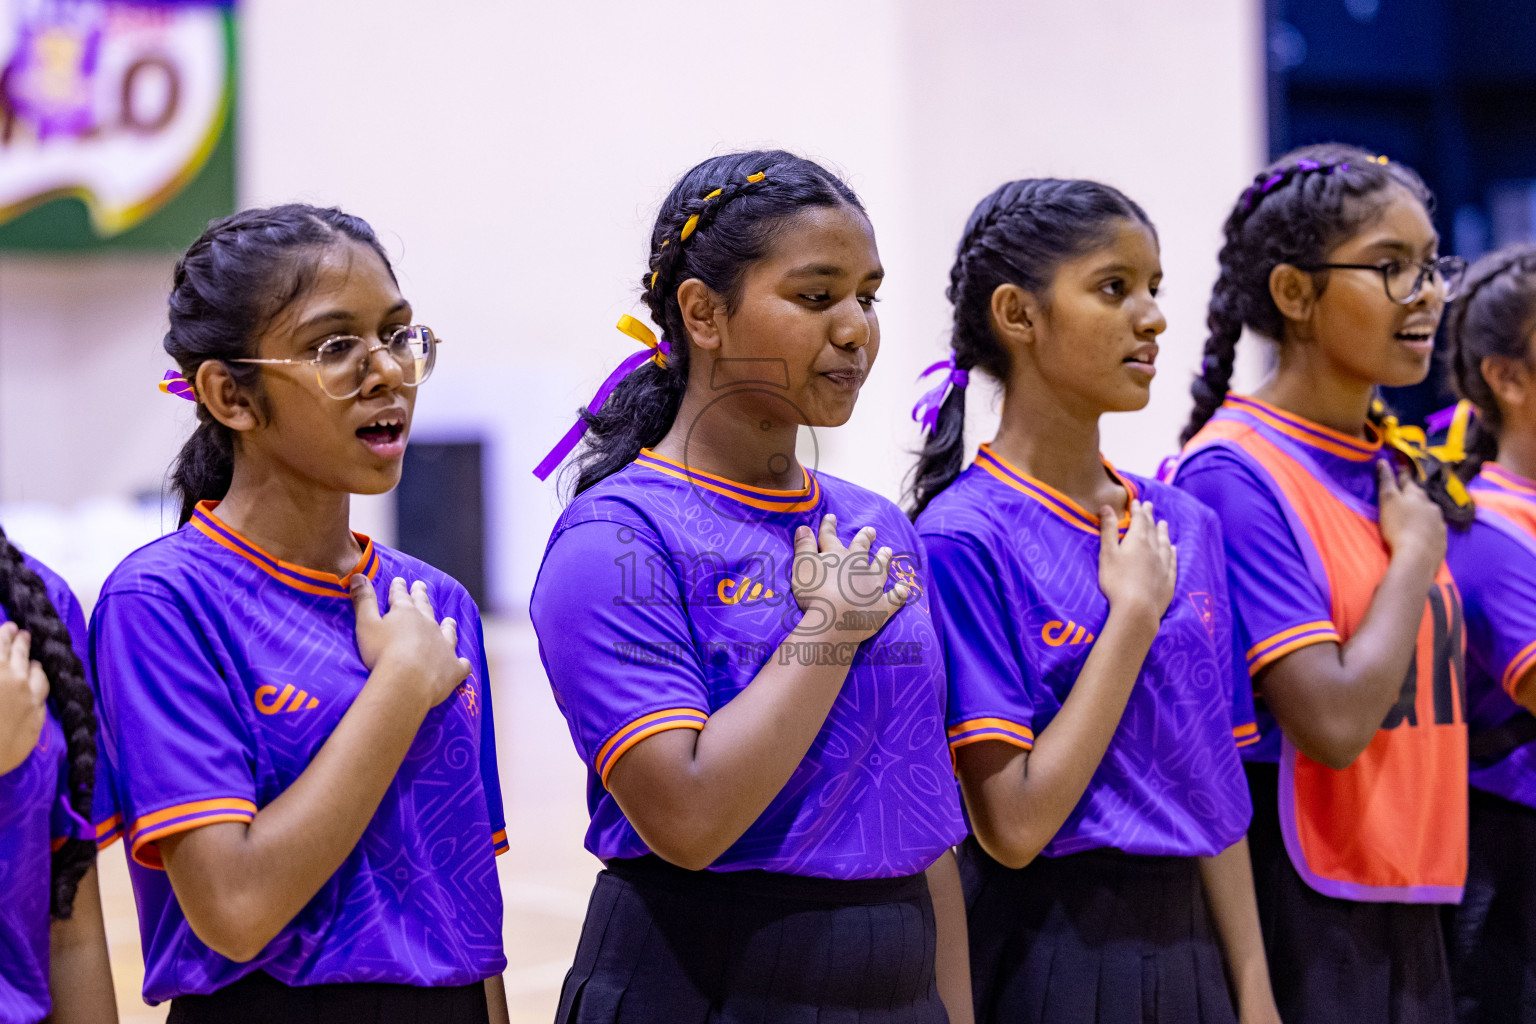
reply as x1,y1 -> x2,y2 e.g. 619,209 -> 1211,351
1294,256 -> 1468,305
228,325 -> 439,400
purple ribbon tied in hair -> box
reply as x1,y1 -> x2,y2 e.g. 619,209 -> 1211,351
911,357 -> 970,434
1242,158 -> 1345,211
532,317 -> 672,481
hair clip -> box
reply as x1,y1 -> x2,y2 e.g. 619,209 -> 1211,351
532,316 -> 672,481
158,370 -> 196,402
911,356 -> 970,433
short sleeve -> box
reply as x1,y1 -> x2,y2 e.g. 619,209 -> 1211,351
1176,449 -> 1341,676
89,590 -> 258,869
466,613 -> 508,856
924,531 -> 1035,752
531,521 -> 710,786
1452,516 -> 1536,698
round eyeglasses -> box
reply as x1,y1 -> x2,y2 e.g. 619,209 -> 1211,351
1295,256 -> 1468,305
229,325 -> 440,400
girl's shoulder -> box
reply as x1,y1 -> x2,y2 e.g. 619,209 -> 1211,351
96,525 -> 211,605
1125,472 -> 1220,531
913,462 -> 1005,543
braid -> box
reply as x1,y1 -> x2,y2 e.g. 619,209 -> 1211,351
1182,144 -> 1434,449
1444,244 -> 1536,480
569,152 -> 863,495
907,178 -> 1154,518
0,529 -> 95,918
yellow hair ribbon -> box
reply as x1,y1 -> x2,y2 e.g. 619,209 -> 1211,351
616,314 -> 666,367
747,172 -> 765,182
679,187 -> 726,242
1374,154 -> 1389,165
1377,410 -> 1428,472
1429,400 -> 1474,464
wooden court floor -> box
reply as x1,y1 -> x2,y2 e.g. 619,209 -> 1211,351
100,617 -> 598,1024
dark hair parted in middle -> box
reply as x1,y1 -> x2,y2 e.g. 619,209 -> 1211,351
567,150 -> 864,496
164,204 -> 397,526
1444,243 -> 1536,479
905,178 -> 1155,520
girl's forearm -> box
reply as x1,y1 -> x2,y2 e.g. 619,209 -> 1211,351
47,865 -> 118,1024
925,848 -> 974,1024
1198,838 -> 1279,1023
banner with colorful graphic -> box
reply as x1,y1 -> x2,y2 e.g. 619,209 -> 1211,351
0,0 -> 235,250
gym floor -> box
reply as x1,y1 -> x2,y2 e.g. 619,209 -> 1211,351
100,617 -> 597,1024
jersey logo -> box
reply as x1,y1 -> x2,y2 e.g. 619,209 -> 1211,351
717,576 -> 776,604
1188,592 -> 1216,637
1041,620 -> 1096,647
456,678 -> 479,718
889,554 -> 924,598
254,684 -> 320,716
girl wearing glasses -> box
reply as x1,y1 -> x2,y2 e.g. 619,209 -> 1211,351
1168,143 -> 1536,1024
87,205 -> 509,1023
530,151 -> 969,1024
1437,245 -> 1536,1023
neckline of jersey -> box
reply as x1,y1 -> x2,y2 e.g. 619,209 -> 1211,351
634,448 -> 821,514
1223,394 -> 1382,462
189,501 -> 381,598
974,443 -> 1138,536
1482,462 -> 1536,498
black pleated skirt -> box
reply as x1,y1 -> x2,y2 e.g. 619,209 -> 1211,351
958,835 -> 1237,1024
555,854 -> 948,1024
1444,787 -> 1536,1023
165,970 -> 489,1024
1245,761 -> 1453,1024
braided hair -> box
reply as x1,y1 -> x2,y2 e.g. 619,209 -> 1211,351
569,150 -> 864,495
166,205 -> 397,525
906,179 -> 1154,519
1180,144 -> 1471,527
1180,143 -> 1431,445
0,530 -> 96,919
1443,244 -> 1536,479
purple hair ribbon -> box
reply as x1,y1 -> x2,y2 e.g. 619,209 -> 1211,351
911,357 -> 970,434
1425,401 -> 1467,435
532,316 -> 671,481
158,370 -> 196,402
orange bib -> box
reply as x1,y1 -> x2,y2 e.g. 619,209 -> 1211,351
1189,417 -> 1467,902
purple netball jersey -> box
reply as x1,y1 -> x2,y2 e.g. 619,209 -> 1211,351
531,449 -> 966,879
1458,465 -> 1536,810
1175,397 -> 1536,781
0,555 -> 91,1024
919,445 -> 1257,858
88,502 -> 507,1004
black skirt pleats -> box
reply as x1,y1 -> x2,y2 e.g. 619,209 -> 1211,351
165,970 -> 489,1024
555,854 -> 948,1024
1245,761 -> 1453,1024
957,835 -> 1236,1024
1444,787 -> 1536,1023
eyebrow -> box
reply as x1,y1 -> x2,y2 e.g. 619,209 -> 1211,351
785,263 -> 885,281
297,300 -> 410,333
1359,238 -> 1438,256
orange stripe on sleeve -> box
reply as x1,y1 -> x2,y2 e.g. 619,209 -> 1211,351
946,717 -> 1035,751
1502,639 -> 1536,698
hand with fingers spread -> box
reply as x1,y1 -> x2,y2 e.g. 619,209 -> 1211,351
791,513 -> 911,642
349,576 -> 472,713
1376,460 -> 1447,565
1097,499 -> 1179,623
0,622 -> 48,776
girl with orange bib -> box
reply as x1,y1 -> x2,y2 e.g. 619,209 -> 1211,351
1169,143 -> 1502,1024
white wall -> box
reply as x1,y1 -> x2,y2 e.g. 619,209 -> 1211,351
0,0 -> 1264,610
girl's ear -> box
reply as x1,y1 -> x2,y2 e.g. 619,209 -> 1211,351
197,361 -> 259,432
1269,263 -> 1320,326
1482,353 -> 1533,412
989,282 -> 1040,356
677,278 -> 727,352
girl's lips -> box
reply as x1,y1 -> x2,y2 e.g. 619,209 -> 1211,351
357,422 -> 407,457
820,370 -> 866,391
1123,359 -> 1157,380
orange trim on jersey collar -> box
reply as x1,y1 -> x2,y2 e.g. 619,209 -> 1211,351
634,448 -> 821,513
974,443 -> 1137,536
1483,462 -> 1536,498
190,501 -> 381,598
1224,394 -> 1382,462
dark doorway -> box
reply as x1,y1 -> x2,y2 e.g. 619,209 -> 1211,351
395,441 -> 488,609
